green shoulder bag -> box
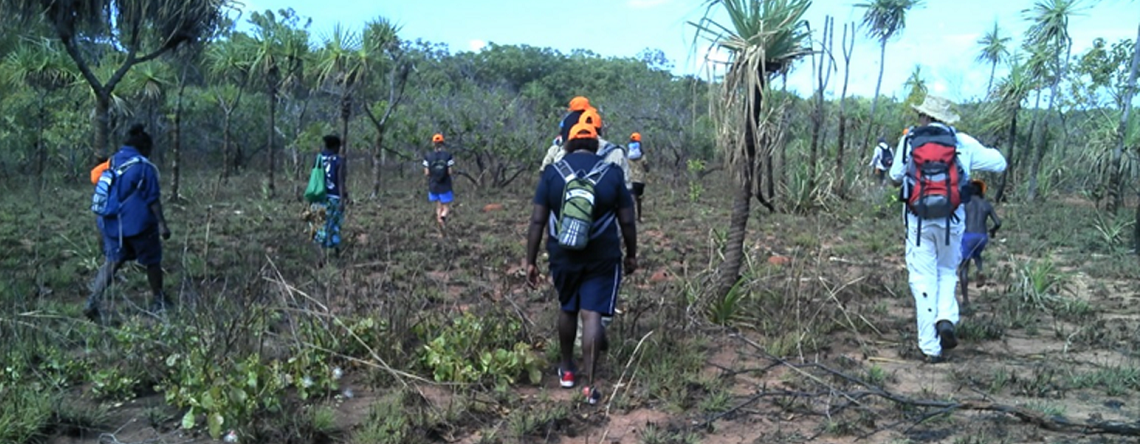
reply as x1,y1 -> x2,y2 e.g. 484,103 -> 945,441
303,154 -> 327,203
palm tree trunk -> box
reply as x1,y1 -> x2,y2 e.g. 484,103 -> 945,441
1027,66 -> 1062,202
222,111 -> 232,181
267,81 -> 278,198
987,60 -> 997,96
863,40 -> 888,150
37,92 -> 46,179
340,92 -> 351,159
717,86 -> 763,298
717,167 -> 753,297
1107,21 -> 1140,214
172,82 -> 185,200
995,108 -> 1019,203
372,130 -> 384,197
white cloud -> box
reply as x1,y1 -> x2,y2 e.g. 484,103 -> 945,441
468,39 -> 487,51
628,0 -> 669,9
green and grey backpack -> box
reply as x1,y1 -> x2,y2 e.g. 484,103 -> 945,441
552,158 -> 612,250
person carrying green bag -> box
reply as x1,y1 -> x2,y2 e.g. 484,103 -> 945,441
307,135 -> 347,252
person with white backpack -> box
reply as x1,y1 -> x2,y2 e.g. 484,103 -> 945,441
84,124 -> 172,322
868,136 -> 893,184
888,95 -> 1006,363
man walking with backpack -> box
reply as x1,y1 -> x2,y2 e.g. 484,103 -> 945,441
888,95 -> 1006,363
526,122 -> 637,405
85,124 -> 172,322
424,134 -> 456,234
868,136 -> 893,184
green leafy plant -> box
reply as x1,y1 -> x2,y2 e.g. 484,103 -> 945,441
686,159 -> 706,202
420,311 -> 542,388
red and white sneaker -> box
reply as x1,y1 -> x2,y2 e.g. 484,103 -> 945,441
582,386 -> 601,405
558,368 -> 576,388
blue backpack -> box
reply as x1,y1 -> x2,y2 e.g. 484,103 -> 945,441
91,156 -> 151,217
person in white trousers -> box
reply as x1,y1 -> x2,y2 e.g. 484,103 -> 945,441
888,95 -> 1007,363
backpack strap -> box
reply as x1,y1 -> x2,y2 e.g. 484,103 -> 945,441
552,159 -> 577,182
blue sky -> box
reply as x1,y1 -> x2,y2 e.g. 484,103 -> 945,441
238,0 -> 1138,102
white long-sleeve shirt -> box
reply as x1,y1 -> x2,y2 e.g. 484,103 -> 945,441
540,138 -> 632,191
889,126 -> 1007,227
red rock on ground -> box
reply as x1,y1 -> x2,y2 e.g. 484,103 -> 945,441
482,203 -> 504,212
767,255 -> 791,266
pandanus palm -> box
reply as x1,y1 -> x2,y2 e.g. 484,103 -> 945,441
691,0 -> 812,297
315,23 -> 370,164
0,0 -> 230,158
976,21 -> 1011,95
2,38 -> 75,176
855,0 -> 922,147
1023,0 -> 1084,201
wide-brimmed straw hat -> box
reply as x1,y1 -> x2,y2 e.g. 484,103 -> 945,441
911,95 -> 960,125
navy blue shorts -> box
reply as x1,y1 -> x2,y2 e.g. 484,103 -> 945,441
104,228 -> 162,266
961,232 -> 988,262
550,259 -> 621,315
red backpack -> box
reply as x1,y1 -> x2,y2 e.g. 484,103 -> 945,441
903,124 -> 966,245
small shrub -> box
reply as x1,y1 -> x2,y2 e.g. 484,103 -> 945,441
419,310 -> 543,388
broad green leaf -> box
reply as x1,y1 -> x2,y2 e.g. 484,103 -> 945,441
181,407 -> 196,430
208,412 -> 224,439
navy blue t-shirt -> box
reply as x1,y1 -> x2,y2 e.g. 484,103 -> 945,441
100,146 -> 161,238
423,150 -> 455,194
534,151 -> 633,264
319,150 -> 344,197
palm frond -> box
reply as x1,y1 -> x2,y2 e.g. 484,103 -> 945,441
855,0 -> 923,43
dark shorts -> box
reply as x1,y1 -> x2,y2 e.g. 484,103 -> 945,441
632,182 -> 645,197
104,228 -> 162,266
550,259 -> 621,315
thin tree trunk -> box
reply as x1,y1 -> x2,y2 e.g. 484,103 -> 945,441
94,93 -> 111,158
171,81 -> 186,200
37,92 -> 46,178
835,22 -> 854,197
995,109 -> 1019,203
1027,69 -> 1062,202
340,94 -> 351,158
862,40 -> 888,151
267,81 -> 278,198
372,130 -> 384,197
222,112 -> 232,180
987,60 -> 997,96
1107,21 -> 1140,214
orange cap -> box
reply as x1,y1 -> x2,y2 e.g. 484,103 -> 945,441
568,122 -> 598,140
90,160 -> 110,185
630,132 -> 641,142
579,107 -> 603,129
432,134 -> 444,143
568,96 -> 590,111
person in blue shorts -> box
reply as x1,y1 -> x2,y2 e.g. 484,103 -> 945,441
84,124 -> 172,322
961,179 -> 1001,287
423,133 -> 456,233
526,122 -> 638,405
